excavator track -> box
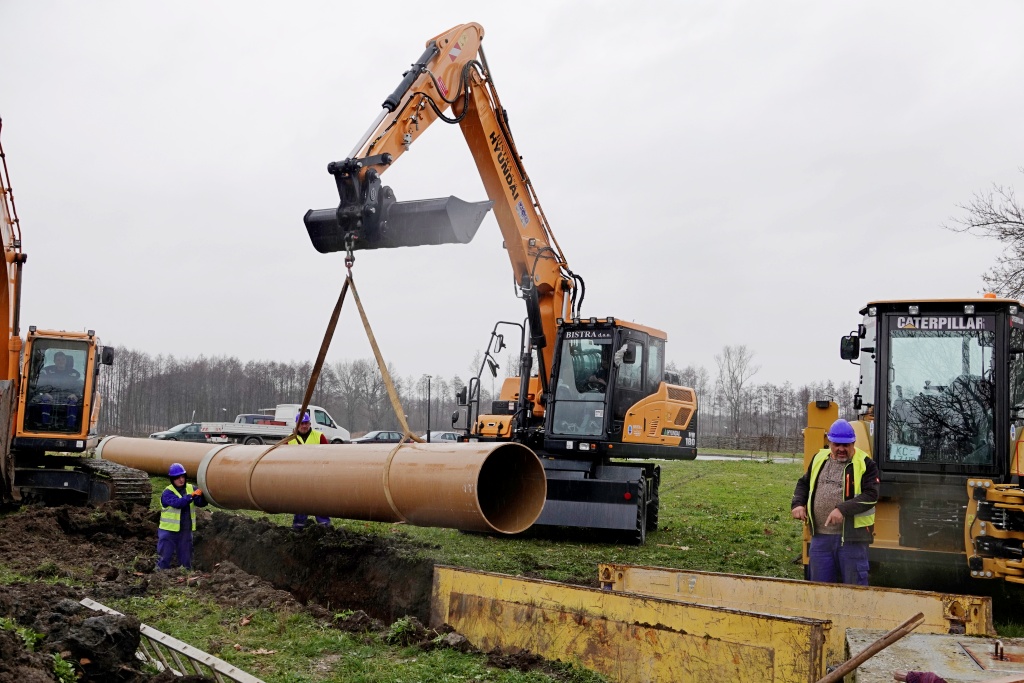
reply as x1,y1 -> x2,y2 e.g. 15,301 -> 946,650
79,458 -> 153,507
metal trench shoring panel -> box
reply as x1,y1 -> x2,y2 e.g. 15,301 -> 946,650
80,598 -> 264,683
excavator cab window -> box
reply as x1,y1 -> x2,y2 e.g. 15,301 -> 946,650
548,330 -> 614,437
24,340 -> 90,434
613,338 -> 646,422
646,339 -> 665,395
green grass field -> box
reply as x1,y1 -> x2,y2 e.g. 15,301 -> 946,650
127,458 -> 807,682
172,458 -> 807,584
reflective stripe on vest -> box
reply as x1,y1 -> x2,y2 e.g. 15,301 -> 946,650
159,483 -> 196,532
807,448 -> 876,535
288,429 -> 323,446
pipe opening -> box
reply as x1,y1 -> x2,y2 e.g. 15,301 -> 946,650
476,444 -> 547,534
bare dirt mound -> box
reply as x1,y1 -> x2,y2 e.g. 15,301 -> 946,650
0,504 -> 596,683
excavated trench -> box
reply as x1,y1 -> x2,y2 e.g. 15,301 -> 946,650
0,502 -> 565,683
193,512 -> 438,623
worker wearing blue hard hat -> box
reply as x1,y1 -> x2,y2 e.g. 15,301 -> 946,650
157,462 -> 207,570
791,418 -> 880,585
287,410 -> 332,532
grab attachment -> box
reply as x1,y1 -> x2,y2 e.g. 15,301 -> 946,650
304,155 -> 492,253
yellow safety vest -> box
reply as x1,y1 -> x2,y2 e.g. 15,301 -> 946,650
288,429 -> 323,445
159,483 -> 197,532
807,448 -> 876,534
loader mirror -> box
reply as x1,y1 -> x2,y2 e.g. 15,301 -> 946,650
100,347 -> 115,365
840,335 -> 860,360
451,410 -> 459,427
486,358 -> 499,378
456,387 -> 468,406
494,334 -> 506,352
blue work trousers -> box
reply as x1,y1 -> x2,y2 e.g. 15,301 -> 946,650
157,527 -> 194,570
292,514 -> 331,531
808,534 -> 869,585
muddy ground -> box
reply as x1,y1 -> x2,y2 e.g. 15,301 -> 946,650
0,502 -> 575,683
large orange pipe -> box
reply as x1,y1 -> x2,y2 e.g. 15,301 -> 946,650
96,436 -> 546,534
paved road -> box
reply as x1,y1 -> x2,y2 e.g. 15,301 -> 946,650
696,453 -> 800,464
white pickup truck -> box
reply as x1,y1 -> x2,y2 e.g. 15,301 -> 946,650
200,404 -> 351,445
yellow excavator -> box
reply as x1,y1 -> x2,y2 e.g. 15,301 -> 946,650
0,119 -> 150,507
303,23 -> 698,542
808,295 -> 1024,586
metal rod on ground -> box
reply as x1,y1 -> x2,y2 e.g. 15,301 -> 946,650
815,612 -> 925,683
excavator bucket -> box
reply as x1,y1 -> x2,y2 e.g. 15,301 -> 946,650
304,195 -> 493,253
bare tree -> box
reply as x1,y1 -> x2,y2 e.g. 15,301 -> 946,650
715,345 -> 760,436
947,170 -> 1024,296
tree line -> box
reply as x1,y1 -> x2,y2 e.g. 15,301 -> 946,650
96,344 -> 852,449
96,350 -> 474,437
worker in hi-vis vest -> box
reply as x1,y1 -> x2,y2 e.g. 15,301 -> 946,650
791,418 -> 880,585
288,410 -> 331,532
157,462 -> 207,569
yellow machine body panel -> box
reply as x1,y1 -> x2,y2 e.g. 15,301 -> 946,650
431,566 -> 827,683
621,383 -> 697,446
598,563 -> 994,669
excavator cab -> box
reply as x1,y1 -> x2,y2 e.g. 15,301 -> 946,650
15,328 -> 111,453
544,319 -> 697,459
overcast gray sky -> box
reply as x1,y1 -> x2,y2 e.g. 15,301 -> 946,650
2,1 -> 1021,390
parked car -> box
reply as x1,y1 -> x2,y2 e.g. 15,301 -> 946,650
149,423 -> 207,442
421,431 -> 461,443
350,430 -> 404,444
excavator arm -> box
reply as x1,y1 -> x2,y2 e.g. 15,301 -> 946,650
304,22 -> 581,393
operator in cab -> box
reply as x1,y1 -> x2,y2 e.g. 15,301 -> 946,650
791,419 -> 879,585
288,411 -> 331,532
158,462 -> 207,570
43,351 -> 76,377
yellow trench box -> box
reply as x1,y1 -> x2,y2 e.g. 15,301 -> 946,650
430,566 -> 828,683
597,564 -> 995,671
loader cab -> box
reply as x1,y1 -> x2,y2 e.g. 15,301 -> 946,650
850,299 -> 1018,479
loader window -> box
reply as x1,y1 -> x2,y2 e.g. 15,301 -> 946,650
886,320 -> 995,468
24,340 -> 90,434
549,335 -> 611,437
1011,326 -> 1024,414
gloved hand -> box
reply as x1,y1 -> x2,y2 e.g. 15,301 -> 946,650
192,489 -> 203,498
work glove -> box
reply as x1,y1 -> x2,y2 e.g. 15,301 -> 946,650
192,490 -> 203,498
